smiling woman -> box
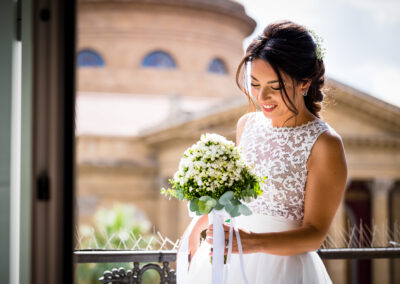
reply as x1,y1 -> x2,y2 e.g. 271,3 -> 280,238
187,20 -> 347,284
236,20 -> 326,128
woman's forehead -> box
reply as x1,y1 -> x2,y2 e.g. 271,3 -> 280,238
250,59 -> 289,82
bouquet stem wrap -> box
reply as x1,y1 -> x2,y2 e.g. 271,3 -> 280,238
177,208 -> 249,284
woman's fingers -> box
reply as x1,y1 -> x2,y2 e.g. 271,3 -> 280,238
208,247 -> 238,256
206,224 -> 213,244
205,224 -> 235,247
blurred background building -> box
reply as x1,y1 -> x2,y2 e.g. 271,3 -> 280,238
75,0 -> 400,283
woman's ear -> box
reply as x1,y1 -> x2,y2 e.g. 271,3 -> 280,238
300,79 -> 312,92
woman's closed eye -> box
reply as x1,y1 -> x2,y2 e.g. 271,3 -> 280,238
251,83 -> 281,91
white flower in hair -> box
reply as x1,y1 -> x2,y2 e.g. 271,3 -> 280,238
307,28 -> 326,61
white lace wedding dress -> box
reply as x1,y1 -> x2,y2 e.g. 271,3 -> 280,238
187,111 -> 334,284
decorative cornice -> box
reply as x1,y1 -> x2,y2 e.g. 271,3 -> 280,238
342,135 -> 400,149
139,77 -> 400,147
325,78 -> 400,132
139,97 -> 247,145
79,160 -> 157,173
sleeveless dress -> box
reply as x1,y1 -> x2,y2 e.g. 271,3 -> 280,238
187,111 -> 334,284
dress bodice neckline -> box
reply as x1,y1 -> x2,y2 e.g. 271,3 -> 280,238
257,112 -> 322,131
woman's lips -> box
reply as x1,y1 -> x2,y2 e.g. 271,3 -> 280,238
262,104 -> 277,112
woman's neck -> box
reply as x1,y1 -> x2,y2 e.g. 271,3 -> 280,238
270,110 -> 317,128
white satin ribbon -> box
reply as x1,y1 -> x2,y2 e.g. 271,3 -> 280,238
231,218 -> 249,284
177,210 -> 200,284
209,209 -> 226,284
209,209 -> 249,284
177,205 -> 249,284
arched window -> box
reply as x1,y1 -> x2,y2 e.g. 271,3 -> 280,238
77,49 -> 105,67
141,51 -> 176,69
207,58 -> 228,74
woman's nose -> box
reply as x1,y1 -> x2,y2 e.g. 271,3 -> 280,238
257,87 -> 270,101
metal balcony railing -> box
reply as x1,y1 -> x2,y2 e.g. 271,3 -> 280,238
74,247 -> 400,284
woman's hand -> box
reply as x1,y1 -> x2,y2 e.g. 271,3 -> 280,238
205,223 -> 256,254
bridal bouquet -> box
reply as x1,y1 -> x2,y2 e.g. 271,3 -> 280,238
161,133 -> 266,284
161,133 -> 265,217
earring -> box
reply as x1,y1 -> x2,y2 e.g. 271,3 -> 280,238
302,91 -> 308,96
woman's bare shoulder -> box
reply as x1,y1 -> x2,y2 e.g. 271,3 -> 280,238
315,128 -> 343,152
237,112 -> 256,129
308,128 -> 346,169
236,112 -> 256,145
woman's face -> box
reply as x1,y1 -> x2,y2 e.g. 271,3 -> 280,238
250,58 -> 308,123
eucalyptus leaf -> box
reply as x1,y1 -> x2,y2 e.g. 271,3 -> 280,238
231,199 -> 241,206
198,200 -> 206,213
244,196 -> 252,203
198,200 -> 213,215
214,201 -> 224,210
200,196 -> 217,211
225,202 -> 240,217
190,199 -> 199,212
176,190 -> 184,200
225,203 -> 234,215
219,191 -> 234,205
238,204 -> 252,216
199,196 -> 212,202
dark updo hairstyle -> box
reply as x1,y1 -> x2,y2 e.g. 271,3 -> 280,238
236,20 -> 326,119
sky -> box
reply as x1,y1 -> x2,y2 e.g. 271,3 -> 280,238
236,0 -> 400,107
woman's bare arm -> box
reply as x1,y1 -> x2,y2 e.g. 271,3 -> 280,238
188,214 -> 208,260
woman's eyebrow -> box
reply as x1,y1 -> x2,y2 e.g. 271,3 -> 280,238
250,75 -> 279,84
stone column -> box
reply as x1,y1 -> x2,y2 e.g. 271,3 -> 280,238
369,178 -> 395,284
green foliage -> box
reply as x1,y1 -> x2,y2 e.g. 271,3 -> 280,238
76,204 -> 160,284
161,169 -> 266,217
175,170 -> 264,217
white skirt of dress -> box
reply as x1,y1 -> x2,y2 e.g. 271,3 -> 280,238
187,214 -> 332,284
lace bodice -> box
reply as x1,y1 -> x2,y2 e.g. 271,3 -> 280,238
239,111 -> 332,224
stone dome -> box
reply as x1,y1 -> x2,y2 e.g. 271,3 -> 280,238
77,0 -> 256,98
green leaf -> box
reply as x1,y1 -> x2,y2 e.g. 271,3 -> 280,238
198,200 -> 206,212
198,200 -> 212,215
231,199 -> 240,206
238,204 -> 252,216
244,196 -> 252,203
219,191 -> 234,205
225,203 -> 234,214
190,199 -> 199,212
176,190 -> 184,200
214,200 -> 224,210
200,196 -> 217,210
225,202 -> 240,217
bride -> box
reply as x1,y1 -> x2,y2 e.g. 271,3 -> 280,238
186,20 -> 347,283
